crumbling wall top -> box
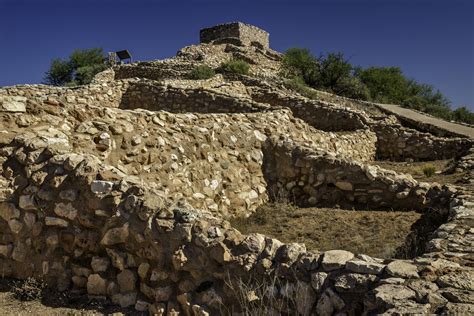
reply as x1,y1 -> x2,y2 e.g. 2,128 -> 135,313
200,22 -> 270,49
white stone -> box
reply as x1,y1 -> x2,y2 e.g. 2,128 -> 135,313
0,96 -> 26,112
322,250 -> 354,271
253,130 -> 267,142
386,260 -> 419,278
91,180 -> 114,194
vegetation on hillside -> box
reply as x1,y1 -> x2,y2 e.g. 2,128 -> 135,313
44,48 -> 107,86
219,59 -> 250,75
188,65 -> 216,79
281,48 -> 473,124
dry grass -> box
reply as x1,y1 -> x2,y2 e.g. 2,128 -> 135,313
221,272 -> 310,316
231,204 -> 422,258
371,159 -> 466,184
11,278 -> 45,302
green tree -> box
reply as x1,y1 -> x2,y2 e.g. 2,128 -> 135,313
453,106 -> 474,124
281,48 -> 319,86
44,58 -> 73,86
356,67 -> 408,103
280,47 -> 473,124
317,52 -> 356,95
44,48 -> 107,86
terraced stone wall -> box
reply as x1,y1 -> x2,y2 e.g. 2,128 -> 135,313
0,138 -> 471,315
262,138 -> 454,210
373,123 -> 472,161
113,63 -> 196,81
0,82 -> 125,109
118,81 -> 271,113
249,87 -> 369,132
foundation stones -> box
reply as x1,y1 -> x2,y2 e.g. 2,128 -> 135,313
386,260 -> 420,279
321,250 -> 355,271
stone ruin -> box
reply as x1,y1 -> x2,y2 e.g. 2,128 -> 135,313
200,22 -> 270,49
0,23 -> 473,315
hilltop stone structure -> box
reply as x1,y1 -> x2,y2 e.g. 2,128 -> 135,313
0,23 -> 473,315
200,22 -> 270,49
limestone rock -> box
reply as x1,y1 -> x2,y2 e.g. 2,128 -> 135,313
386,260 -> 419,278
239,233 -> 265,255
117,269 -> 137,293
54,202 -> 78,220
87,274 -> 107,295
101,224 -> 129,246
437,271 -> 474,291
19,195 -> 36,210
0,202 -> 20,221
334,273 -> 377,293
321,250 -> 354,271
45,216 -> 69,227
91,180 -> 114,194
311,272 -> 328,293
373,284 -> 416,308
91,256 -> 110,273
316,288 -> 345,316
0,96 -> 26,112
346,259 -> 385,275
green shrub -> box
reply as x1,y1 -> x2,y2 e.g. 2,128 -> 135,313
219,59 -> 250,75
422,164 -> 436,177
44,48 -> 107,86
280,47 -> 474,123
188,65 -> 215,80
284,76 -> 320,99
281,48 -> 319,86
453,106 -> 474,125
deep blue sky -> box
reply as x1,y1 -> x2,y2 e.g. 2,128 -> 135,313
1,0 -> 472,109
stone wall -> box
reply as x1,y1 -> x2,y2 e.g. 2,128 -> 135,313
247,84 -> 370,132
0,89 -> 378,218
3,79 -> 469,164
0,135 -> 471,315
237,76 -> 473,160
200,22 -> 269,49
119,80 -> 272,113
113,62 -> 196,81
373,122 -> 473,161
262,138 -> 454,210
373,103 -> 470,138
0,82 -> 125,109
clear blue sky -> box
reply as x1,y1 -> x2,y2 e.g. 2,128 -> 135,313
1,0 -> 472,109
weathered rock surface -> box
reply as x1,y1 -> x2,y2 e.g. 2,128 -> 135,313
0,22 -> 472,316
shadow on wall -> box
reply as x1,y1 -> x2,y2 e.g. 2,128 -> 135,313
261,137 -> 454,211
118,82 -> 271,113
260,137 -> 452,259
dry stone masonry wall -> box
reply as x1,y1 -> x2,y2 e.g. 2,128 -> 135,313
200,22 -> 270,49
373,122 -> 472,161
0,132 -> 472,315
263,138 -> 454,210
0,22 -> 472,315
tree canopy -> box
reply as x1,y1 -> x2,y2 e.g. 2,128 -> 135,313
281,47 -> 472,124
44,48 -> 107,86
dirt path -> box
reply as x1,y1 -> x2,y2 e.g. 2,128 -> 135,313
376,103 -> 474,138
